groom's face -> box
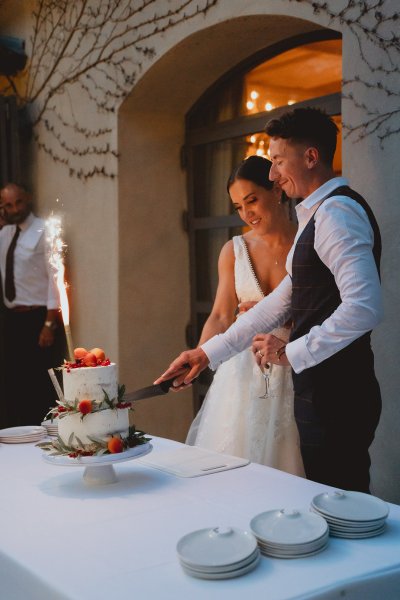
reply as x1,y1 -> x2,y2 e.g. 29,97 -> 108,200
268,137 -> 310,199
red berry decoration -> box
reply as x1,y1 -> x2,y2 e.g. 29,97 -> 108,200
78,398 -> 93,415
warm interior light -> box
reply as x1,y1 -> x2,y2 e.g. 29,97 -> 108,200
250,90 -> 259,100
288,100 -> 295,105
246,100 -> 254,110
250,135 -> 256,143
265,102 -> 273,111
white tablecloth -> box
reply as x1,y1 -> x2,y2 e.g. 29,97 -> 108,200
1,436 -> 399,600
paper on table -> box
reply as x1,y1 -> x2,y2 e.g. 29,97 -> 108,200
137,445 -> 249,477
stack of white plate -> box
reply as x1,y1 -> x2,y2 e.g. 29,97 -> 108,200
311,491 -> 389,538
176,526 -> 260,579
250,509 -> 329,558
0,425 -> 46,444
41,419 -> 59,437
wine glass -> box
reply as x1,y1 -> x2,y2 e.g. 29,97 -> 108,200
259,364 -> 270,399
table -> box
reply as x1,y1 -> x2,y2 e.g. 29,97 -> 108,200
1,436 -> 399,599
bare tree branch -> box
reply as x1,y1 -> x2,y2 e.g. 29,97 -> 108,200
2,0 -> 396,179
1,0 -> 218,179
288,0 -> 399,146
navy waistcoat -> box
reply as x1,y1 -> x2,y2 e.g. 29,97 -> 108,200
290,185 -> 381,392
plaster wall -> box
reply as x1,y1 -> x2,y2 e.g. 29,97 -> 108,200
339,28 -> 399,502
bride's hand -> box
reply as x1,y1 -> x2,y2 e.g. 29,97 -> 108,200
237,301 -> 258,316
252,333 -> 290,367
154,348 -> 209,391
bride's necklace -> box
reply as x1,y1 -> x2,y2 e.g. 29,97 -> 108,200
242,237 -> 286,296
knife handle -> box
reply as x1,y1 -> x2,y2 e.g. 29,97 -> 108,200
159,362 -> 192,393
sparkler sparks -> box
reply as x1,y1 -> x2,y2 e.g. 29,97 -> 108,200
46,215 -> 74,361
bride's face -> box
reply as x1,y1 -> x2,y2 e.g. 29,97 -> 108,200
229,178 -> 281,233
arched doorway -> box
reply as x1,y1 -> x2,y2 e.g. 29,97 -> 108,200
184,31 -> 342,411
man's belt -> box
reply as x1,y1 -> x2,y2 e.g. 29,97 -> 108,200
8,305 -> 46,312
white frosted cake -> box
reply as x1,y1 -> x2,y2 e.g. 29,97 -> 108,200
39,348 -> 149,457
63,362 -> 118,404
58,363 -> 130,448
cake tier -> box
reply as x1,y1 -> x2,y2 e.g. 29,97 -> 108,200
62,363 -> 118,403
58,408 -> 130,447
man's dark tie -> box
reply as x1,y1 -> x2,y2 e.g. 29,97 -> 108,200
5,226 -> 21,301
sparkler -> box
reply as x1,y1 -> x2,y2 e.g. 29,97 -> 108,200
46,215 -> 74,361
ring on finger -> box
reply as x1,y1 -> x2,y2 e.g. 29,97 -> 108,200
257,350 -> 264,358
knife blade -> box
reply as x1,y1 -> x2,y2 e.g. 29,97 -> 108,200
124,364 -> 192,403
124,377 -> 176,402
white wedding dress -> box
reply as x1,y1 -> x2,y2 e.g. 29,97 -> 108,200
186,235 -> 305,477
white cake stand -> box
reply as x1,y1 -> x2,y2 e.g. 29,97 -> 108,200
42,442 -> 153,485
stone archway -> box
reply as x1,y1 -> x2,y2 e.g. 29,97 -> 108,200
117,14 -> 329,440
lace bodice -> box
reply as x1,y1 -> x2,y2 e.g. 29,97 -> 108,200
233,235 -> 264,303
233,235 -> 289,342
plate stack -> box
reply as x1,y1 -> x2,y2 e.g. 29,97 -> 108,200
311,491 -> 389,538
41,419 -> 59,437
0,425 -> 47,444
250,509 -> 329,558
176,526 -> 260,579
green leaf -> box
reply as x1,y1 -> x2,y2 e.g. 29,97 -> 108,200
87,435 -> 107,447
118,384 -> 126,401
102,388 -> 114,409
74,435 -> 85,448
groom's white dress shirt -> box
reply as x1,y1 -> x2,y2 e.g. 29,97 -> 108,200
201,177 -> 383,374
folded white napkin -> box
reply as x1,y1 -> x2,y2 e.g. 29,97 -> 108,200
137,445 -> 249,477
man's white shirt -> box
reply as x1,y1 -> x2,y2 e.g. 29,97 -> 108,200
201,177 -> 383,374
0,212 -> 59,309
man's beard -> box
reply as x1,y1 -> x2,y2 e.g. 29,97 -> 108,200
6,205 -> 32,224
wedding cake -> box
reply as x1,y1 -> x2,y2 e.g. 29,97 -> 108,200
38,347 -> 149,457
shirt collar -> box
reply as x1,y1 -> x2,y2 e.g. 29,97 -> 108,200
296,177 -> 349,213
18,211 -> 35,232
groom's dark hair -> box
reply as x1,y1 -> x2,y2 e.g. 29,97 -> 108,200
265,107 -> 338,166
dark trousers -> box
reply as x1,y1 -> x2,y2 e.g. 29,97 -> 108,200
2,307 -> 65,427
293,352 -> 381,493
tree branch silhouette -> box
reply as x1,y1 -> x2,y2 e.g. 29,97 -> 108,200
1,0 -> 218,180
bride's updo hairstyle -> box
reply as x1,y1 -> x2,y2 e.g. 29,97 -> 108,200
227,155 -> 274,193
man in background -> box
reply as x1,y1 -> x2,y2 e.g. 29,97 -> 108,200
0,182 -> 61,426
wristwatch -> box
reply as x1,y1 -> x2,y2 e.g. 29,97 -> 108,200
44,320 -> 57,331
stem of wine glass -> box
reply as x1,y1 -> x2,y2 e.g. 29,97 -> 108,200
259,364 -> 270,398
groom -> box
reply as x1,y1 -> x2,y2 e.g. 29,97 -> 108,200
155,107 -> 382,492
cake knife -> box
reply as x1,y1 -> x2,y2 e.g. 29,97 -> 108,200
124,364 -> 193,402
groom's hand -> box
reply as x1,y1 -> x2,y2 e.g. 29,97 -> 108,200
154,348 -> 209,391
252,333 -> 290,367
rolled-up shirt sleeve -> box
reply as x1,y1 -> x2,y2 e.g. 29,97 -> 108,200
285,196 -> 383,374
201,274 -> 292,370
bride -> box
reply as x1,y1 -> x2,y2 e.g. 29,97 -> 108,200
186,156 -> 304,476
